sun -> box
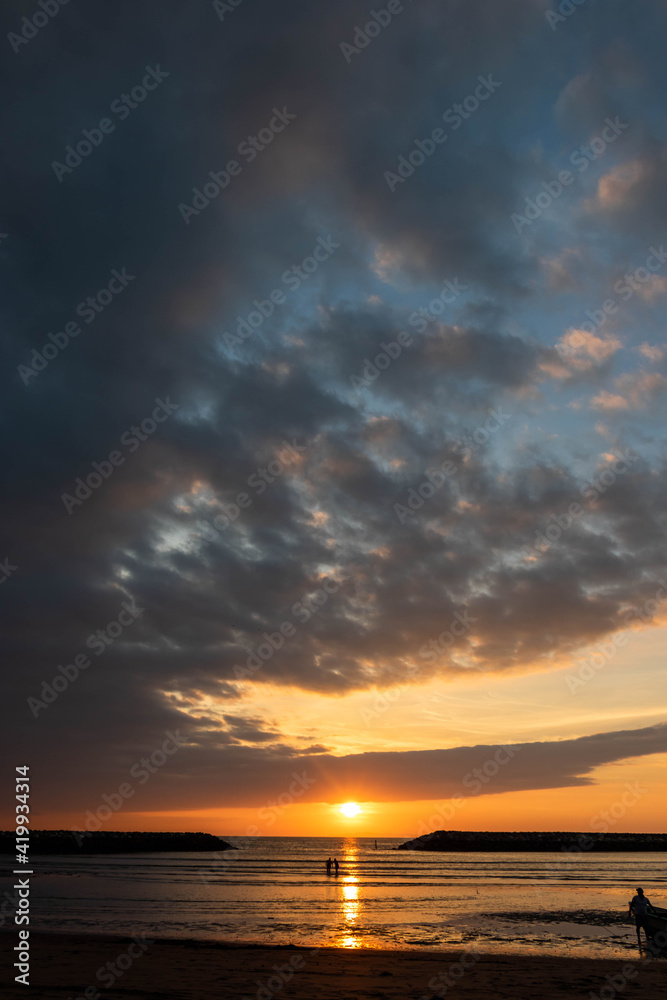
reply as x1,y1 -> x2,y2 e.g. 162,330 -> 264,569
339,801 -> 361,818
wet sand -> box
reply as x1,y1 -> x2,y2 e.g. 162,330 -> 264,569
1,931 -> 665,999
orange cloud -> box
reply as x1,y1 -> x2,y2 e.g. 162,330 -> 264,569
543,328 -> 622,379
595,159 -> 645,209
591,370 -> 667,411
635,275 -> 667,303
638,343 -> 664,363
590,391 -> 630,412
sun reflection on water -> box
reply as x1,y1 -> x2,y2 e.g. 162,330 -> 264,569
337,840 -> 362,948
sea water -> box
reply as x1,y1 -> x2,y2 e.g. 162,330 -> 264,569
2,837 -> 665,958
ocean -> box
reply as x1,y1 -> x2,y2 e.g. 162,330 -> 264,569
3,837 -> 665,958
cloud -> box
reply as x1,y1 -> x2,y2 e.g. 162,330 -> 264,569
595,160 -> 646,210
562,329 -> 622,366
2,0 -> 667,821
638,343 -> 664,363
591,370 -> 667,411
635,275 -> 667,303
540,329 -> 622,380
22,723 -> 667,812
589,391 -> 630,412
540,249 -> 583,293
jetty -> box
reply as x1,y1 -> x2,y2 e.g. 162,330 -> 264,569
0,830 -> 235,854
398,830 -> 667,852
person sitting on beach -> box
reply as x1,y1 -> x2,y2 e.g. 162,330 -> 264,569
333,858 -> 339,874
326,858 -> 332,874
629,886 -> 652,946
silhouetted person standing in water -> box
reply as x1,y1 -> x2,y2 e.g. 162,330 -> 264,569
326,858 -> 332,874
629,886 -> 652,948
334,858 -> 339,875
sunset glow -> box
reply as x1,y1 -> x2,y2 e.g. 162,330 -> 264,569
4,0 -> 667,853
7,7 -> 667,999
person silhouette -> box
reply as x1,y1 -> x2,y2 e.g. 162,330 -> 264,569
629,886 -> 652,948
326,857 -> 332,875
334,858 -> 339,875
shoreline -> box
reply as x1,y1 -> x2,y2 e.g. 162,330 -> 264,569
2,931 -> 666,1000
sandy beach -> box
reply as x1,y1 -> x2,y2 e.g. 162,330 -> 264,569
1,932 -> 665,1000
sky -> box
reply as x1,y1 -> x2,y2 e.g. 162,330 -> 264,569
1,0 -> 667,839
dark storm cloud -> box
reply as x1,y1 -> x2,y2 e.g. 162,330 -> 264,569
2,0 -> 667,813
28,723 -> 667,814
246,722 -> 667,807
